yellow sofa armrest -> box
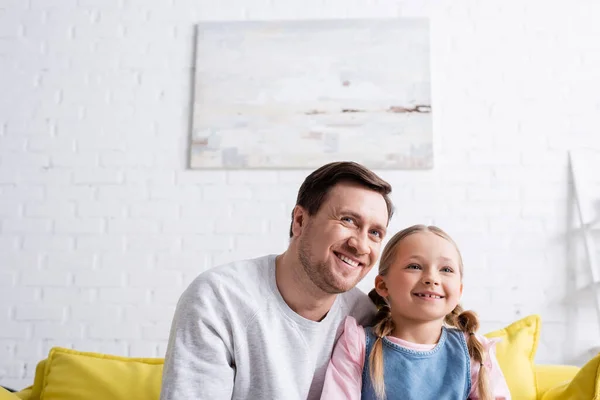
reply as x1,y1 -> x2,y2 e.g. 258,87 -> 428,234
535,364 -> 580,398
0,387 -> 22,400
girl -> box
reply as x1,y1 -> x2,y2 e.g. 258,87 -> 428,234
321,225 -> 510,400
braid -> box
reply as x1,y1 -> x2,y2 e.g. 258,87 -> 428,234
446,305 -> 492,400
367,289 -> 395,400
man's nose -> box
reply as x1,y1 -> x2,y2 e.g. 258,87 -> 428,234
348,231 -> 370,255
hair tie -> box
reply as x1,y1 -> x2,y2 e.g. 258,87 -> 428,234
468,332 -> 475,336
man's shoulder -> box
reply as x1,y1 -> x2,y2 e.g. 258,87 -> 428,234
337,287 -> 377,326
183,254 -> 275,301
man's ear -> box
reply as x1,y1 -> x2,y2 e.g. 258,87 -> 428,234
374,275 -> 388,298
291,205 -> 307,238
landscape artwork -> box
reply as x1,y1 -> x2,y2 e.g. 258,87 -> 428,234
190,18 -> 432,169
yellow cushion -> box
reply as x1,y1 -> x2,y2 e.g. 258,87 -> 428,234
0,387 -> 22,400
39,347 -> 164,400
540,352 -> 600,400
485,314 -> 541,400
535,364 -> 581,398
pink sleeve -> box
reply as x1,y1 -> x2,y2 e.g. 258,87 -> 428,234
468,334 -> 512,400
319,316 -> 366,400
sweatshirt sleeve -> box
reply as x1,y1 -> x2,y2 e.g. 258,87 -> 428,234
160,276 -> 235,400
468,335 -> 512,400
320,316 -> 366,400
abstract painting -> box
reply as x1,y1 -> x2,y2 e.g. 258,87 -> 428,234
190,19 -> 432,169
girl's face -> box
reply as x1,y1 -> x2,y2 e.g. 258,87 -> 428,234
375,231 -> 463,325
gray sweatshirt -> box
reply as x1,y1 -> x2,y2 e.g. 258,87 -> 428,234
159,254 -> 375,400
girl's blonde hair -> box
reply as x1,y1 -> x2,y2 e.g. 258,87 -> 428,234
367,224 -> 491,400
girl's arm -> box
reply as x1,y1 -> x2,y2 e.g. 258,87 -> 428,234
320,316 -> 366,400
468,335 -> 512,400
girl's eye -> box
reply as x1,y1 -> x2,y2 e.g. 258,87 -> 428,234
407,264 -> 421,270
441,267 -> 454,273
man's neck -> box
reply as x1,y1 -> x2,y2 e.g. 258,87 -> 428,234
275,252 -> 337,322
390,316 -> 445,345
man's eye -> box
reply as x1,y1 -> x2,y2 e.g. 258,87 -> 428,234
369,230 -> 381,237
341,217 -> 354,223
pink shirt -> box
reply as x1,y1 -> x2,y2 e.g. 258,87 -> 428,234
321,316 -> 511,400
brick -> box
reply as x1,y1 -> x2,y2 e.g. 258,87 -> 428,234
19,271 -> 70,287
23,235 -> 74,251
0,323 -> 30,339
155,253 -> 211,270
125,235 -> 181,252
54,218 -> 104,234
149,185 -> 202,200
98,288 -> 148,305
88,323 -> 141,340
73,270 -> 124,287
0,185 -> 45,201
151,288 -> 184,306
97,185 -> 148,201
176,170 -> 226,185
162,219 -> 214,234
0,236 -> 20,253
141,322 -> 171,340
0,198 -> 21,217
467,186 -> 521,202
98,253 -> 154,270
126,170 -> 175,185
182,234 -> 234,252
27,136 -> 76,152
15,306 -> 64,321
0,288 -> 39,304
202,185 -> 252,201
107,219 -> 160,234
14,342 -> 43,360
214,218 -> 269,234
77,201 -> 126,217
42,288 -> 95,304
180,201 -> 231,218
50,153 -> 100,167
100,151 -> 154,167
0,271 -> 16,287
2,218 -> 52,234
46,185 -> 96,201
127,201 -> 180,218
24,201 -> 75,218
122,305 -> 175,323
70,305 -> 121,323
32,322 -> 84,339
73,169 -> 123,184
127,270 -> 182,288
44,252 -> 96,270
75,236 -> 125,251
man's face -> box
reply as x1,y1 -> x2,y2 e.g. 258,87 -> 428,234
294,182 -> 389,294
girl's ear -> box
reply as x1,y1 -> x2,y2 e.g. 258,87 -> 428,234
374,275 -> 388,298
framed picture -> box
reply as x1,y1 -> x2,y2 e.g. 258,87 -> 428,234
190,18 -> 432,169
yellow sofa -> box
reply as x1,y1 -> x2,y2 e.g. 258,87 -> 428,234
0,315 -> 593,400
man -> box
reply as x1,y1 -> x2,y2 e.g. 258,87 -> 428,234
160,161 -> 394,400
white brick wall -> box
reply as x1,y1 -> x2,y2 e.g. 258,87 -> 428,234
2,0 -> 600,390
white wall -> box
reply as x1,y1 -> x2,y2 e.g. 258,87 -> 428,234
2,0 -> 600,390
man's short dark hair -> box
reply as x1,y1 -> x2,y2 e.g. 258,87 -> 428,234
289,161 -> 394,237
